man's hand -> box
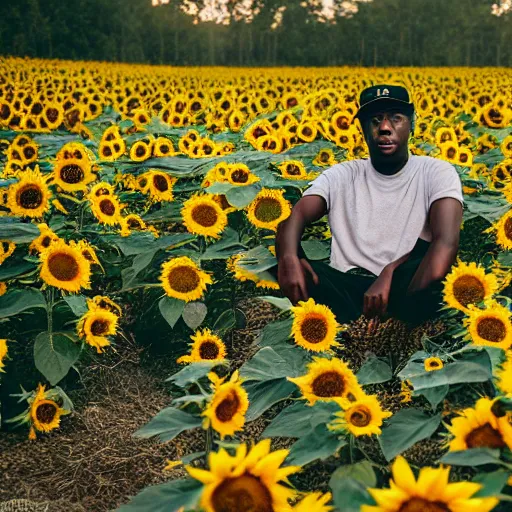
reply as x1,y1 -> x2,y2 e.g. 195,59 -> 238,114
364,268 -> 393,318
278,254 -> 319,305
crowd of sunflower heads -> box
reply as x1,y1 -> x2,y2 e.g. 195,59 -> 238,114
0,57 -> 512,510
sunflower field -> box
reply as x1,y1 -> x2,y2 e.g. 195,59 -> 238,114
0,57 -> 512,512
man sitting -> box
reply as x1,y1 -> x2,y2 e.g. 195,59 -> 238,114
275,85 -> 464,326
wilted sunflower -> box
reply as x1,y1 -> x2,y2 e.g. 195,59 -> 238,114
288,356 -> 362,405
142,170 -> 177,202
361,455 -> 498,512
77,308 -> 119,353
424,357 -> 444,371
486,209 -> 512,250
203,370 -> 249,439
186,439 -> 300,512
447,396 -> 512,451
53,157 -> 95,192
29,384 -> 69,439
495,351 -> 512,395
463,301 -> 512,351
6,167 -> 51,218
0,339 -> 8,372
181,194 -> 228,239
0,240 -> 16,264
89,193 -> 123,225
29,223 -> 59,254
87,295 -> 122,317
293,492 -> 333,512
226,163 -> 260,186
277,160 -> 309,180
39,239 -> 91,292
291,298 -> 339,352
69,239 -> 103,270
329,394 -> 392,437
177,328 -> 227,364
246,188 -> 291,232
443,260 -> 498,313
160,256 -> 212,302
120,213 -> 147,237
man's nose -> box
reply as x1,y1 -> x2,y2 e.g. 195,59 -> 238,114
378,118 -> 393,132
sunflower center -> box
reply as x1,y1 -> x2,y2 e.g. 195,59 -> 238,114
48,252 -> 80,281
60,164 -> 85,184
254,198 -> 282,223
167,266 -> 200,293
504,217 -> 512,241
135,145 -> 146,157
446,147 -> 457,159
399,498 -> 450,512
199,340 -> 220,359
311,371 -> 345,397
286,164 -> 301,176
41,235 -> 52,248
348,406 -> 372,428
36,402 -> 58,424
231,169 -> 249,183
300,316 -> 328,344
17,184 -> 43,209
466,423 -> 506,449
191,204 -> 218,227
99,198 -> 116,216
215,391 -> 240,422
23,146 -> 35,159
452,275 -> 485,307
320,152 -> 330,163
91,319 -> 110,336
47,107 -> 59,123
153,174 -> 169,192
476,317 -> 506,343
211,474 -> 273,512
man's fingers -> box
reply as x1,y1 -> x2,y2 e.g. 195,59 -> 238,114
300,259 -> 319,286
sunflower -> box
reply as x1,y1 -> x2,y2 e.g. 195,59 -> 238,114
69,239 -> 103,269
439,141 -> 459,164
424,357 -> 444,371
447,396 -> 512,451
77,308 -> 118,353
29,223 -> 60,254
129,139 -> 153,162
463,301 -> 512,351
457,146 -> 473,167
19,142 -> 38,165
329,394 -> 392,437
41,102 -> 64,130
226,163 -> 260,186
153,136 -> 175,157
297,121 -> 318,143
142,170 -> 177,202
501,135 -> 512,158
160,256 -> 212,302
6,167 -> 51,218
89,181 -> 115,198
0,240 -> 16,265
495,351 -> 512,395
361,455 -> 498,512
52,157 -> 95,192
487,210 -> 512,250
246,188 -> 291,232
120,213 -> 147,237
0,339 -> 8,372
89,193 -> 123,226
290,298 -> 339,352
255,134 -> 283,154
228,109 -> 247,132
29,384 -> 69,436
99,138 -> 126,161
39,239 -> 91,292
293,492 -> 333,512
288,356 -> 362,405
203,370 -> 249,439
443,260 -> 498,313
87,295 -> 123,317
181,194 -> 228,239
312,149 -> 336,167
435,126 -> 458,145
177,328 -> 227,364
277,160 -> 309,180
186,439 -> 300,512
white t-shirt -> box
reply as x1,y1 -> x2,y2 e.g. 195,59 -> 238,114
302,155 -> 464,276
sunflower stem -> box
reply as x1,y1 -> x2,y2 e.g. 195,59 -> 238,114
205,426 -> 213,461
46,287 -> 55,334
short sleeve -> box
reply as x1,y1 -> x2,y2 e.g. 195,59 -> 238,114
302,163 -> 346,211
428,160 -> 464,209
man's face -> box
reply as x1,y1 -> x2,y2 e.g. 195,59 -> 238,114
363,108 -> 411,164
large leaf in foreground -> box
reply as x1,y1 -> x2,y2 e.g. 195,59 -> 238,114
0,288 -> 46,317
134,407 -> 202,442
330,461 -> 376,512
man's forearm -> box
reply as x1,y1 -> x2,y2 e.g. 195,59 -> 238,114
407,239 -> 458,294
382,251 -> 412,276
275,216 -> 305,260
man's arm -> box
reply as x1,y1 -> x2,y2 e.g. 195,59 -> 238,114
406,197 -> 463,295
275,195 -> 327,304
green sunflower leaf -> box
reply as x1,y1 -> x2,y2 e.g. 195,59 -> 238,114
134,407 -> 202,442
159,296 -> 185,329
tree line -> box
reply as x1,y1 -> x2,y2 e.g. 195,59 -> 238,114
0,0 -> 510,67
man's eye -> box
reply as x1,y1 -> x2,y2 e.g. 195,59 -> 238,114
393,114 -> 405,123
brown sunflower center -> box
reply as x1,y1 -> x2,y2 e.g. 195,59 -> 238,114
23,146 -> 36,159
428,360 -> 441,369
476,317 -> 506,343
48,252 -> 80,281
466,423 -> 506,449
91,319 -> 110,336
311,371 -> 345,397
399,498 -> 450,512
300,316 -> 328,344
320,152 -> 330,163
153,174 -> 169,192
254,198 -> 282,223
17,184 -> 43,209
127,217 -> 143,229
215,391 -> 240,423
286,164 -> 301,176
211,474 -> 273,512
446,146 -> 457,159
231,169 -> 249,183
302,126 -> 313,137
159,144 -> 170,154
101,145 -> 112,157
191,204 -> 218,227
60,164 -> 85,184
452,275 -> 485,307
99,198 -> 116,216
36,402 -> 58,424
41,235 -> 52,248
135,144 -> 146,157
46,107 -> 59,123
504,217 -> 512,241
167,266 -> 200,293
348,406 -> 372,428
199,340 -> 220,360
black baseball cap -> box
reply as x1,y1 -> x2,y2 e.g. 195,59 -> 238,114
355,84 -> 414,120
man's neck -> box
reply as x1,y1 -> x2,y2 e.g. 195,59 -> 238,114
370,153 -> 410,176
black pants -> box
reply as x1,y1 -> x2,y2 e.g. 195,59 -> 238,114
274,239 -> 444,327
